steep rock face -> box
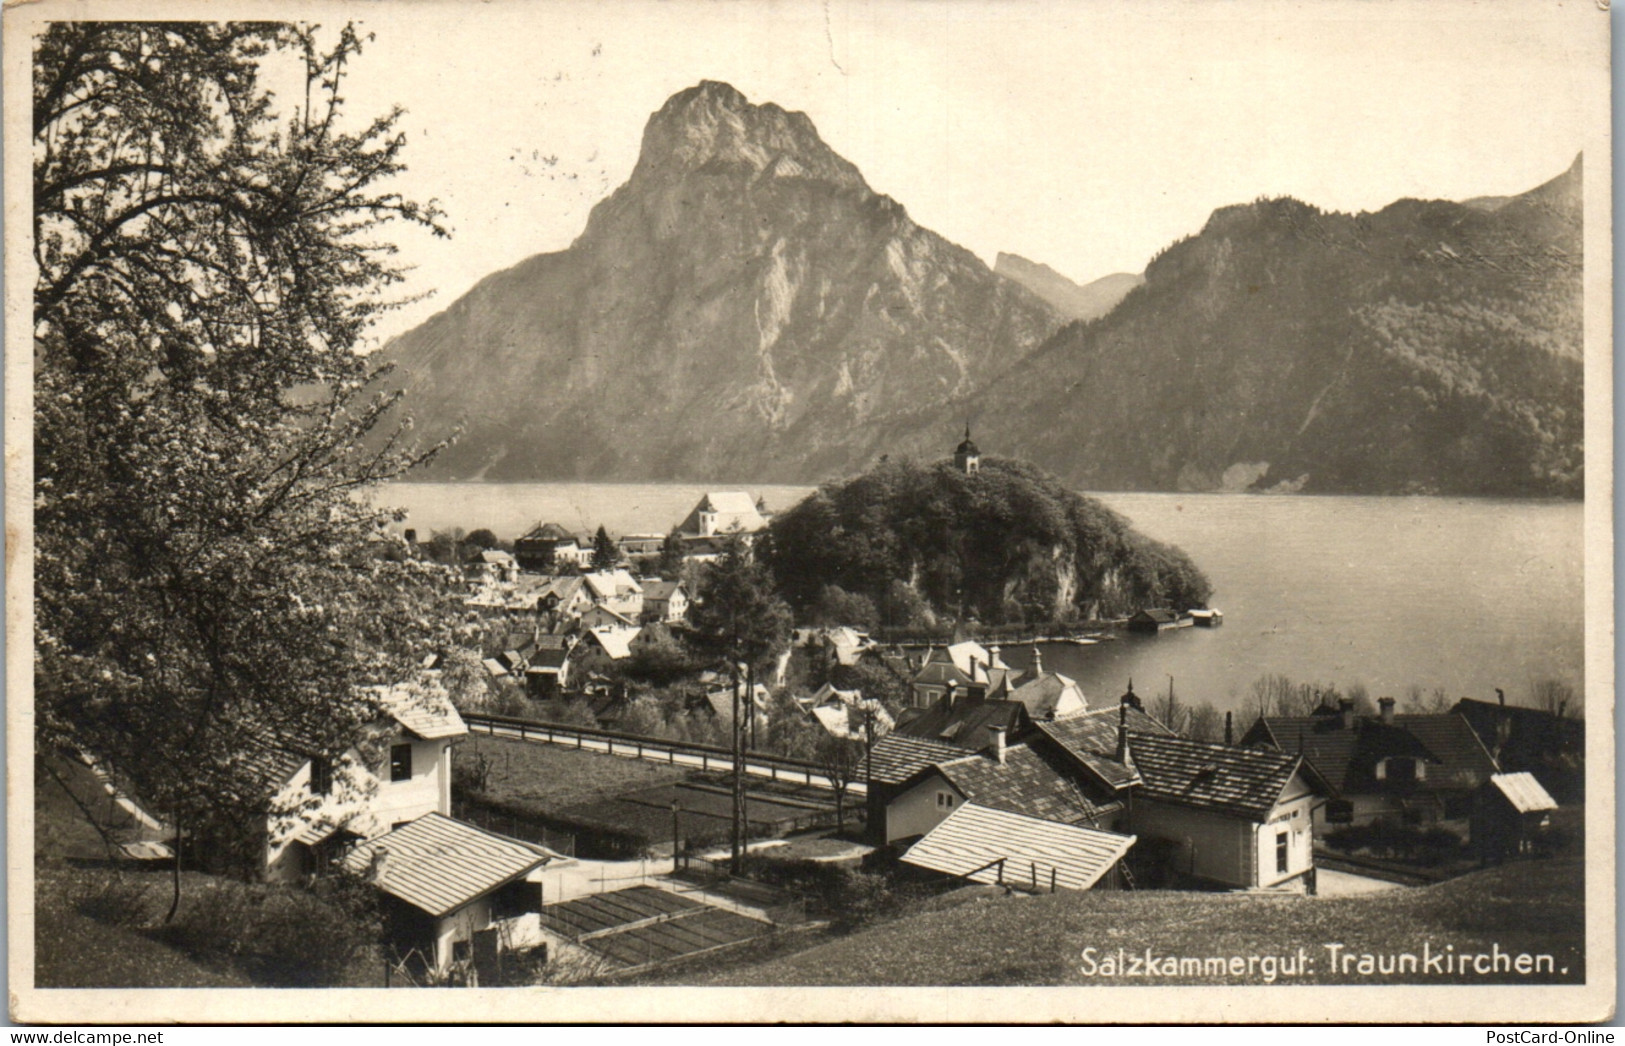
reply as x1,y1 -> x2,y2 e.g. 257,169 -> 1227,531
386,81 -> 1063,481
994,253 -> 1144,322
971,156 -> 1584,496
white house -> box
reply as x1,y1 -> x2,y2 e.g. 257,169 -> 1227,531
581,569 -> 644,619
263,684 -> 466,882
639,580 -> 689,624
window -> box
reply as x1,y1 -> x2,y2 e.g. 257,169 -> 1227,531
1276,832 -> 1289,874
390,743 -> 413,782
310,756 -> 333,796
936,792 -> 955,809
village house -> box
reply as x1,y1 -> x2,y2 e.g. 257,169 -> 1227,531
638,579 -> 689,624
571,624 -> 640,677
581,569 -> 644,619
1240,697 -> 1499,832
802,682 -> 896,741
262,685 -> 466,882
579,603 -> 639,631
1453,694 -> 1584,803
340,812 -> 567,978
616,533 -> 666,558
514,522 -> 593,572
869,687 -> 1328,890
522,634 -> 577,698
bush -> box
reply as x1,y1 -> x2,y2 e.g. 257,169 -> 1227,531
153,874 -> 381,987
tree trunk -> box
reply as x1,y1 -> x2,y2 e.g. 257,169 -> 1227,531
164,816 -> 182,924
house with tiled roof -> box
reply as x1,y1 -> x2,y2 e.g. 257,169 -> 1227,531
1241,697 -> 1499,831
870,684 -> 1329,890
639,579 -> 689,624
263,684 -> 467,882
1453,696 -> 1584,803
514,522 -> 587,572
803,683 -> 895,742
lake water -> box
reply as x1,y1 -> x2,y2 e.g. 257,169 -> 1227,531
379,482 -> 1584,716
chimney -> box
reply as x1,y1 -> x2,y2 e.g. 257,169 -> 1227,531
1030,645 -> 1042,678
1496,687 -> 1506,706
989,645 -> 1006,671
1378,696 -> 1395,725
1224,711 -> 1234,746
1115,699 -> 1130,763
944,681 -> 958,710
988,724 -> 1007,765
1339,698 -> 1354,731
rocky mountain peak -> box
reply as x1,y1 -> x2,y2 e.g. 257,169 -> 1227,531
632,80 -> 868,192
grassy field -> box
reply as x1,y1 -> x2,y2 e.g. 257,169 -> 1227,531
460,733 -> 688,811
663,855 -> 1585,988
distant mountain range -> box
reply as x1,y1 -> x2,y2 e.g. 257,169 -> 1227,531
994,254 -> 1143,322
383,82 -> 1582,497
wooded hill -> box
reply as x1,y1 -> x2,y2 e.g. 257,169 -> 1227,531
764,456 -> 1212,627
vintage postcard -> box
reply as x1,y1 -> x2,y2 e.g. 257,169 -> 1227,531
7,0 -> 1613,1025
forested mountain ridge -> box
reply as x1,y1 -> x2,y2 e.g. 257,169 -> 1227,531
381,81 -> 1064,482
969,155 -> 1583,496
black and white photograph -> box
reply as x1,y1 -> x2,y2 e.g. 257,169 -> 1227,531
7,0 -> 1613,1025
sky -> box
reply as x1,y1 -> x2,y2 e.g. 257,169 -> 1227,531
293,0 -> 1603,345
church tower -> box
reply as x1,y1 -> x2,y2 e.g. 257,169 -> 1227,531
954,424 -> 981,474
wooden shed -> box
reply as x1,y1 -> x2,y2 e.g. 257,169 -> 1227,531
1470,772 -> 1559,862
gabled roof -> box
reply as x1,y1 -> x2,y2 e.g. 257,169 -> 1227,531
1395,714 -> 1500,788
581,625 -> 640,660
1127,733 -> 1307,821
641,580 -> 685,602
893,693 -> 1030,751
1130,609 -> 1179,624
903,804 -> 1135,891
1036,705 -> 1173,789
584,605 -> 638,627
865,734 -> 974,785
936,744 -> 1122,824
480,549 -> 515,566
701,682 -> 770,723
341,813 -> 552,918
1008,672 -> 1084,720
678,492 -> 767,535
1486,772 -> 1559,814
373,685 -> 467,741
1247,712 -> 1498,793
519,522 -> 575,543
526,645 -> 571,671
582,570 -> 642,601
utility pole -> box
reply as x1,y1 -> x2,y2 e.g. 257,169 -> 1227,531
731,660 -> 744,874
